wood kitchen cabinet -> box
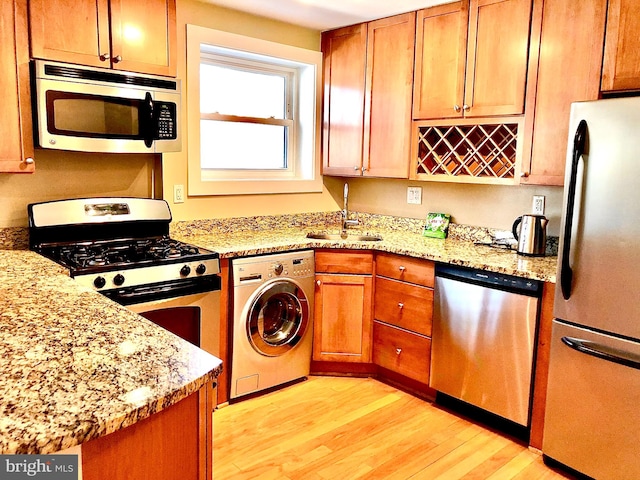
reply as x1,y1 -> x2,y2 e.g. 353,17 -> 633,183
0,0 -> 35,173
312,250 -> 373,364
29,0 -> 177,77
601,0 -> 640,92
373,253 -> 434,391
322,12 -> 415,178
413,0 -> 532,120
521,0 -> 607,185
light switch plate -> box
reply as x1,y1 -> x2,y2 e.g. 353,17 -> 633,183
407,186 -> 422,205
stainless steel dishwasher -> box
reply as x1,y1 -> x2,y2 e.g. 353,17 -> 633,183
430,264 -> 541,427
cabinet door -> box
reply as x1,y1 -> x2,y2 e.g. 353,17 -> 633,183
521,0 -> 607,185
110,0 -> 177,77
464,0 -> 532,117
601,0 -> 640,92
321,24 -> 367,176
0,0 -> 34,173
363,12 -> 415,178
29,0 -> 110,69
413,2 -> 468,120
313,274 -> 372,363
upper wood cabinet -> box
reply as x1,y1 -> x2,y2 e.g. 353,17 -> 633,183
601,0 -> 640,92
322,12 -> 415,178
29,0 -> 177,77
0,0 -> 35,173
414,0 -> 532,120
521,0 -> 607,185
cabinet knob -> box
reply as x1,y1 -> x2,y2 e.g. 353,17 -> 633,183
113,55 -> 122,63
24,157 -> 34,165
398,266 -> 406,272
454,104 -> 461,112
353,166 -> 359,171
395,348 -> 402,355
316,280 -> 321,286
520,171 -> 530,178
361,166 -> 367,173
462,104 -> 470,112
99,53 -> 110,61
398,302 -> 404,309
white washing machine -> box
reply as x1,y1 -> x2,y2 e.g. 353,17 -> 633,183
230,250 -> 314,400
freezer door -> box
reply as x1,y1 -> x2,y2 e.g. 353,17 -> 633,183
555,97 -> 640,339
543,320 -> 640,480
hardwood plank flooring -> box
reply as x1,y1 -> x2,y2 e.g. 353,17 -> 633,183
213,376 -> 575,480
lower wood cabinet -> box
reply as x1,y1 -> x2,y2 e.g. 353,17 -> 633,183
373,321 -> 431,385
312,250 -> 373,364
373,253 -> 435,390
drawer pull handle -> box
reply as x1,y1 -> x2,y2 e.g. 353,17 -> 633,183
399,266 -> 406,272
398,302 -> 404,309
316,280 -> 321,286
396,348 -> 402,355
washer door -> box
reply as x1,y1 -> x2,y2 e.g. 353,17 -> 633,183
246,279 -> 310,357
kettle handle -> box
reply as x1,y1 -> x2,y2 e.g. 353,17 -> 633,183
512,216 -> 522,240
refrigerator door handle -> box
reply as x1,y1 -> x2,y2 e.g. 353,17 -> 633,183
560,119 -> 588,300
562,336 -> 640,370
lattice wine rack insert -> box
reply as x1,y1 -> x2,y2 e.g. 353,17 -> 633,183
415,123 -> 519,180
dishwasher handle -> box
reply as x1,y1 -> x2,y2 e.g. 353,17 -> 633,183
562,336 -> 640,370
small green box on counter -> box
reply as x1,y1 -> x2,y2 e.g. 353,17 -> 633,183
423,213 -> 451,239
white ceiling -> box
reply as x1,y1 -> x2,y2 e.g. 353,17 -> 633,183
203,0 -> 449,31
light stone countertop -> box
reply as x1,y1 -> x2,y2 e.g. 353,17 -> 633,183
0,250 -> 222,455
171,213 -> 558,283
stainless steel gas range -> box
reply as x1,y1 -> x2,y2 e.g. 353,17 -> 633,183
28,197 -> 221,360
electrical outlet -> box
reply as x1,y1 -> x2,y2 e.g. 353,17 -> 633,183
174,184 -> 185,204
407,186 -> 422,205
532,195 -> 545,215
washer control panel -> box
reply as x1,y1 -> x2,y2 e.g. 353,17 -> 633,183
233,250 -> 314,285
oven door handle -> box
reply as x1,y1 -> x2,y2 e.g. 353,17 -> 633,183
103,276 -> 221,306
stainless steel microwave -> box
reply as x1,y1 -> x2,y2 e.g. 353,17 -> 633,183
32,60 -> 181,154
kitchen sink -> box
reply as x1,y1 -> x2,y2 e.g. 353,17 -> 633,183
306,232 -> 382,242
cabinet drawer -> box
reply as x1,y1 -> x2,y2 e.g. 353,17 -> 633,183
373,321 -> 431,384
376,252 -> 434,287
374,277 -> 433,336
315,250 -> 373,274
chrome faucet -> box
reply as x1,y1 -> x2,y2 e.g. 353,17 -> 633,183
341,183 -> 359,235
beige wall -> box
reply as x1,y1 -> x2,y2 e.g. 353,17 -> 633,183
0,150 -> 155,228
324,177 -> 565,236
163,0 -> 338,221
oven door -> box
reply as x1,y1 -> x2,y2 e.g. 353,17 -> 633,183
102,276 -> 221,358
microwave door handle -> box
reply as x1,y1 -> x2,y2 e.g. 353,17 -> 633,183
142,92 -> 154,148
560,119 -> 587,300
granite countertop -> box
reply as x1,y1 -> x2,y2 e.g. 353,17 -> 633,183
0,250 -> 222,455
171,213 -> 558,283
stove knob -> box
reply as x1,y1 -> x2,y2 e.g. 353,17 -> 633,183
274,263 -> 284,275
180,265 -> 191,277
196,264 -> 207,275
94,276 -> 106,289
113,274 -> 125,286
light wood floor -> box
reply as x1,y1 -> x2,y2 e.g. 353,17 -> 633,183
213,376 -> 575,480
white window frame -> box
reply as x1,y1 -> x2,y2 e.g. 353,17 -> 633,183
186,25 -> 323,195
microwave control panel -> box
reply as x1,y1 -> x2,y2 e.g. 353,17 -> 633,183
155,102 -> 178,140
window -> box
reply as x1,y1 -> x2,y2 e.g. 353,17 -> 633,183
186,26 -> 322,195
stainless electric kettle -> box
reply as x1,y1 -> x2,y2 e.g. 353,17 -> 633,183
512,214 -> 548,256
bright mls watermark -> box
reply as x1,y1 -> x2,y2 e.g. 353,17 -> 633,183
0,455 -> 77,479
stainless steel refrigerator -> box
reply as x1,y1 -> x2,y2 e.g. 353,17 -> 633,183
542,97 -> 640,480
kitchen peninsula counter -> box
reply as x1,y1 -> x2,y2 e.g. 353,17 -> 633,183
171,213 -> 558,283
0,249 -> 222,455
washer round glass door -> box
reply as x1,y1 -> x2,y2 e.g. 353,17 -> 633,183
246,279 -> 309,357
